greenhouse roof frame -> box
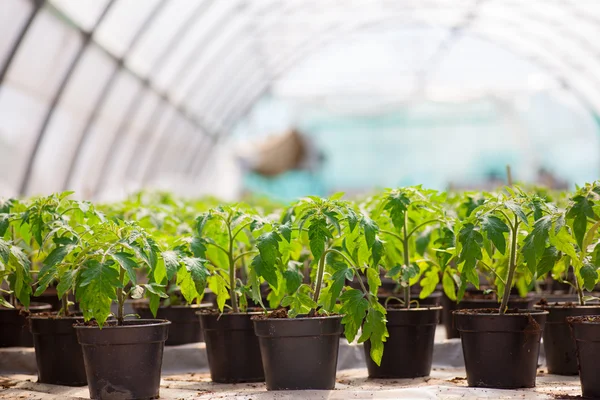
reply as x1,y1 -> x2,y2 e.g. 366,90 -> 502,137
1,0 -> 600,198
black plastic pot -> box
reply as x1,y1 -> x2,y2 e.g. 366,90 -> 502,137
253,315 -> 343,390
0,302 -> 52,347
29,315 -> 87,386
199,311 -> 265,383
75,319 -> 170,400
444,294 -> 536,339
535,304 -> 600,375
454,309 -> 547,389
364,307 -> 441,378
132,303 -> 211,345
568,316 -> 600,398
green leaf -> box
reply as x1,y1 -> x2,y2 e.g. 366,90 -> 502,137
415,230 -> 431,256
366,267 -> 381,295
0,214 -> 9,237
458,223 -> 483,272
251,254 -> 278,288
190,237 -> 207,258
43,245 -> 73,269
283,265 -> 302,295
340,289 -> 369,342
77,261 -> 121,327
536,246 -> 561,277
361,216 -> 378,249
522,215 -> 552,274
143,283 -> 168,298
56,270 -> 77,298
0,239 -> 9,264
279,223 -> 292,243
358,305 -> 388,366
257,231 -> 281,268
177,264 -> 199,304
442,272 -> 457,301
581,264 -> 598,292
384,191 -> 410,230
480,215 -> 509,255
208,275 -> 229,312
371,237 -> 384,267
196,214 -> 210,236
183,257 -> 209,290
308,216 -> 331,260
567,194 -> 596,247
420,269 -> 440,299
111,252 -> 138,285
328,263 -> 353,309
505,201 -> 528,225
161,251 -> 180,281
346,208 -> 359,233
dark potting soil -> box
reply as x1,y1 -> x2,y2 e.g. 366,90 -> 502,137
386,304 -> 439,310
537,298 -> 577,308
196,307 -> 266,316
567,315 -> 600,323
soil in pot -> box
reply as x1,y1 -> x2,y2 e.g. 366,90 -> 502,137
454,308 -> 547,389
132,302 -> 211,345
444,293 -> 536,339
378,291 -> 442,307
568,316 -> 600,398
364,306 -> 441,379
0,302 -> 52,347
74,319 -> 170,400
29,314 -> 87,386
252,310 -> 343,390
535,301 -> 600,375
198,309 -> 265,383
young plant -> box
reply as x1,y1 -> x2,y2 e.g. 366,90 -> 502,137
455,187 -> 562,314
193,205 -> 268,313
368,187 -> 452,308
22,194 -> 105,316
563,182 -> 600,305
254,195 -> 389,364
65,219 -> 167,327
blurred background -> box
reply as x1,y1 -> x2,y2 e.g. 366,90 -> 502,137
0,0 -> 598,202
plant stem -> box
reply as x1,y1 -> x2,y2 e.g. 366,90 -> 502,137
407,219 -> 440,239
573,264 -> 585,306
116,267 -> 126,325
227,224 -> 239,314
499,215 -> 519,314
311,250 -> 328,311
61,294 -> 70,317
402,212 -> 411,309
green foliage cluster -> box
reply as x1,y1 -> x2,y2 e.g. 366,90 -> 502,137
2,185 -> 600,364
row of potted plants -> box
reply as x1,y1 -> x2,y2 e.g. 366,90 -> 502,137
1,185 -> 600,398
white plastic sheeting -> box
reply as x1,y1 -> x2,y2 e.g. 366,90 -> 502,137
1,0 -> 600,199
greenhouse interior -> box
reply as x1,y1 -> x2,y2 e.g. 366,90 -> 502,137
2,0 -> 600,399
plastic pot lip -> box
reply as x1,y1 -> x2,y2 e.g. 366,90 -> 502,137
29,314 -> 84,321
384,306 -> 442,312
252,314 -> 343,322
453,308 -> 548,317
133,302 -> 212,310
73,319 -> 171,330
196,310 -> 266,317
0,302 -> 52,312
535,304 -> 600,310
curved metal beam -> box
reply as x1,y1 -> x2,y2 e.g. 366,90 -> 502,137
0,0 -> 44,87
19,0 -> 117,196
93,0 -> 218,196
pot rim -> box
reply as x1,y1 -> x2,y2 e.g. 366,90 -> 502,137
384,306 -> 443,312
73,319 -> 171,330
252,314 -> 343,322
196,310 -> 266,316
453,308 -> 548,316
535,304 -> 600,309
132,302 -> 213,310
29,314 -> 84,320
